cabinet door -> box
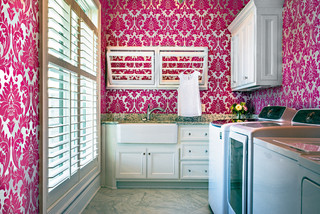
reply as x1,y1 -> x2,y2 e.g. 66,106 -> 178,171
243,14 -> 255,85
238,25 -> 246,86
231,33 -> 240,88
147,147 -> 179,179
116,148 -> 146,179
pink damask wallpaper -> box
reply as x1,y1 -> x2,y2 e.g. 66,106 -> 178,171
0,0 -> 39,213
251,0 -> 320,113
100,0 -> 251,114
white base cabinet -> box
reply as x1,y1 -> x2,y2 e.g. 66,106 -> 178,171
116,147 -> 146,179
181,161 -> 209,179
179,125 -> 209,180
102,123 -> 209,188
116,146 -> 179,179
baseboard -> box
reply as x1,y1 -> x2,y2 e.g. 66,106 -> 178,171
117,181 -> 208,189
64,175 -> 100,214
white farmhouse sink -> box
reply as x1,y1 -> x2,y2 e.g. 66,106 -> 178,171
117,123 -> 178,144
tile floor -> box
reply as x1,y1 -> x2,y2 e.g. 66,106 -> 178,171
83,188 -> 212,214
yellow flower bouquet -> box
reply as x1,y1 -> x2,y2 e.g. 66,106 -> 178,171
230,102 -> 248,119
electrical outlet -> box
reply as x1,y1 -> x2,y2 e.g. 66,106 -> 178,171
201,104 -> 205,112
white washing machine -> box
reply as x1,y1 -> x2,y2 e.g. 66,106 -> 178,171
299,153 -> 320,214
227,109 -> 320,214
253,137 -> 320,214
208,106 -> 296,214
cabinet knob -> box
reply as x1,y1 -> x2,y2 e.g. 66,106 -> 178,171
233,81 -> 236,83
143,153 -> 146,155
188,169 -> 191,172
244,76 -> 248,79
189,150 -> 192,153
205,150 -> 208,153
148,153 -> 151,155
188,133 -> 191,136
205,170 -> 208,173
205,133 -> 208,136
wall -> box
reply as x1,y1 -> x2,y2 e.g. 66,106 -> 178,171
100,0 -> 251,114
0,0 -> 39,213
251,0 -> 320,113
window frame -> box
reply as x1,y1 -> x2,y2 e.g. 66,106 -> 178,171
40,0 -> 101,213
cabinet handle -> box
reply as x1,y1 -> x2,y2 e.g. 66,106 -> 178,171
188,169 -> 191,172
189,150 -> 192,153
188,133 -> 191,136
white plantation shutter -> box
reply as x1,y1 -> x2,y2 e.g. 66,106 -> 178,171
47,63 -> 73,190
46,0 -> 99,206
48,0 -> 71,64
79,77 -> 98,167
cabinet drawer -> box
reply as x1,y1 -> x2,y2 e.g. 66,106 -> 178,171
180,127 -> 209,141
181,143 -> 208,160
180,161 -> 209,179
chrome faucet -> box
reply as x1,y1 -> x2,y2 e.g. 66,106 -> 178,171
146,104 -> 164,121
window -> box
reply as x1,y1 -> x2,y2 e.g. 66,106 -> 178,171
42,0 -> 100,211
106,47 -> 208,90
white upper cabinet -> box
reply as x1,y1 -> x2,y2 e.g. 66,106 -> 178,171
228,0 -> 284,91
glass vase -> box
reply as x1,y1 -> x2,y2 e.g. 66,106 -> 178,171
237,112 -> 242,120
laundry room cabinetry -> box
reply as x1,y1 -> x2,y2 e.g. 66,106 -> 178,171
179,125 -> 209,180
101,123 -> 209,189
116,146 -> 179,179
228,0 -> 284,91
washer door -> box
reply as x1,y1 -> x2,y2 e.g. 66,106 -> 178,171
302,178 -> 320,214
228,132 -> 248,214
